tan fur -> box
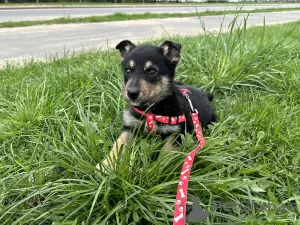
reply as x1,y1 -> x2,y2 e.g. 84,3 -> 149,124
124,79 -> 132,97
101,131 -> 130,169
144,61 -> 152,70
123,76 -> 170,104
140,79 -> 155,98
150,76 -> 172,102
163,45 -> 169,56
129,60 -> 135,69
162,44 -> 179,62
171,57 -> 179,63
124,77 -> 171,105
125,45 -> 130,52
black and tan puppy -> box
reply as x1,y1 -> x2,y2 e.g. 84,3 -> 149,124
100,40 -> 216,169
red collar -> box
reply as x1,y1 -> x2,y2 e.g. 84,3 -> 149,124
132,88 -> 190,134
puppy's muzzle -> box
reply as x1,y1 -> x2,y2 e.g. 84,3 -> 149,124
127,87 -> 140,101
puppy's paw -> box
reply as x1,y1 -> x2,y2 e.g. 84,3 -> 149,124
95,159 -> 114,173
96,163 -> 101,170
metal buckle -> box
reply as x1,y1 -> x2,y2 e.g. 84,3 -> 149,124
185,94 -> 198,114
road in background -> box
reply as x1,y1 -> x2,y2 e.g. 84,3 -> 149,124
0,11 -> 299,66
1,4 -> 300,22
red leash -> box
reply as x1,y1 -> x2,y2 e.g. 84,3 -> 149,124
173,112 -> 205,225
133,89 -> 206,224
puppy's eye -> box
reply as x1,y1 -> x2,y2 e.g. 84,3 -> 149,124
148,69 -> 157,76
125,68 -> 131,75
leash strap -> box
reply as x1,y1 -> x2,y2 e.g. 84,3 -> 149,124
173,112 -> 206,224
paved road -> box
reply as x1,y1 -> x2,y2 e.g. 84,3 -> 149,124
1,4 -> 300,22
0,11 -> 299,66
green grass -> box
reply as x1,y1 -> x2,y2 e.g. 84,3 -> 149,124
1,7 -> 300,28
1,16 -> 300,224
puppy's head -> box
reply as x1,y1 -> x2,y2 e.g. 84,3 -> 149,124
116,40 -> 181,107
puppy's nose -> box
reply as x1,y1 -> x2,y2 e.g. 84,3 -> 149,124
127,88 -> 140,101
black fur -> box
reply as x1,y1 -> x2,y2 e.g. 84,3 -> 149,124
116,40 -> 217,137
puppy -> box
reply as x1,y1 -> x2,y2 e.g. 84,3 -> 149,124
100,40 -> 216,169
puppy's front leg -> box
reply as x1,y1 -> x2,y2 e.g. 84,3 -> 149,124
98,130 -> 131,170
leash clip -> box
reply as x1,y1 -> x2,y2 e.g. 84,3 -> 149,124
185,94 -> 198,114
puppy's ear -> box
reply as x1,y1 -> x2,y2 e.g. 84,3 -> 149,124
160,41 -> 181,64
116,40 -> 136,61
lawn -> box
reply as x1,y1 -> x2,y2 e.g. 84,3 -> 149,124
0,18 -> 300,224
1,7 -> 300,28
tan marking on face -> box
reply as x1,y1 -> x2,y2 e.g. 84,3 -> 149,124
140,79 -> 155,99
144,61 -> 152,70
124,76 -> 171,105
124,79 -> 133,98
160,76 -> 170,88
153,76 -> 169,95
129,60 -> 135,69
139,77 -> 171,104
